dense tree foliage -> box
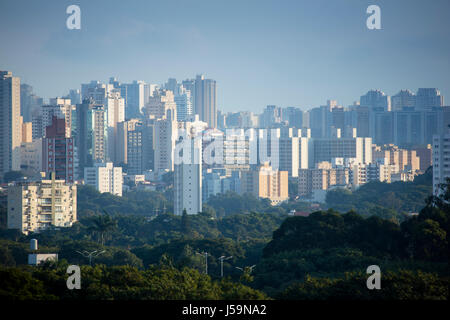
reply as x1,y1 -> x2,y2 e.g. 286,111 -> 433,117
1,171 -> 448,300
325,168 -> 432,221
251,176 -> 448,297
278,270 -> 449,300
0,264 -> 267,300
77,185 -> 173,218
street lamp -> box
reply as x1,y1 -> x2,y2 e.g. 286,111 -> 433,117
196,251 -> 208,275
218,256 -> 233,277
235,265 -> 256,273
76,250 -> 106,266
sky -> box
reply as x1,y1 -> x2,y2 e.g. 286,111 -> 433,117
1,0 -> 449,112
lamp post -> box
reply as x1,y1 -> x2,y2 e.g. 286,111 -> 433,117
196,251 -> 209,275
235,265 -> 256,274
218,256 -> 233,277
76,250 -> 106,266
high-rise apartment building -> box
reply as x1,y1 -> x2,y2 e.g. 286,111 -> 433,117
75,99 -> 106,177
391,89 -> 416,111
416,88 -> 444,109
81,81 -> 114,105
20,84 -> 43,122
42,116 -> 76,183
174,136 -> 202,215
0,71 -> 22,178
312,134 -> 373,166
414,144 -> 432,171
124,80 -> 149,119
194,74 -> 217,128
117,119 -> 154,174
432,127 -> 450,195
145,89 -> 177,120
7,173 -> 77,234
360,89 -> 391,111
20,138 -> 42,176
33,98 -> 74,139
84,162 -> 123,196
174,87 -> 193,121
104,91 -> 125,163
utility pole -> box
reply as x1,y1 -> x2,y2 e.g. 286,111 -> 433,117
196,251 -> 208,275
218,256 -> 233,277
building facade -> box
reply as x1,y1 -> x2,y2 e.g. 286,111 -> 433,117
7,174 -> 77,234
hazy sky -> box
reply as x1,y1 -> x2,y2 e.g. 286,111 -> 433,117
1,0 -> 449,112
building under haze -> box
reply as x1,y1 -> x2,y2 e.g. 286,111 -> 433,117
0,71 -> 22,178
75,99 -> 107,177
194,74 -> 217,128
174,136 -> 202,215
42,116 -> 76,183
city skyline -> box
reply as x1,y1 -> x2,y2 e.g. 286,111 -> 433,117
1,0 -> 450,111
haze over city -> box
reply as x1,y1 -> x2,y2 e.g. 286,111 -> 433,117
0,0 -> 449,307
1,0 -> 450,111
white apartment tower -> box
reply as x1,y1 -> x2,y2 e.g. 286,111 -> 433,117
84,162 -> 123,196
432,127 -> 450,195
174,136 -> 202,215
154,107 -> 178,173
105,91 -> 125,163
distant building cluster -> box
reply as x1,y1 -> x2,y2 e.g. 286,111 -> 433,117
1,69 -> 448,233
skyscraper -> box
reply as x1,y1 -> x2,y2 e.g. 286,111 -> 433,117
104,91 -> 125,163
174,135 -> 202,215
116,119 -> 153,174
125,80 -> 147,119
33,98 -> 74,139
360,90 -> 391,111
0,71 -> 22,178
432,127 -> 450,196
42,116 -> 76,183
174,86 -> 193,121
145,89 -> 177,120
391,89 -> 416,111
154,108 -> 177,173
81,81 -> 114,105
75,99 -> 106,177
194,74 -> 217,128
416,88 -> 444,109
20,83 -> 43,122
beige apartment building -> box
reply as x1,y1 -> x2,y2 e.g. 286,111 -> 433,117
298,161 -> 349,197
7,174 -> 77,234
372,144 -> 420,172
241,163 -> 288,205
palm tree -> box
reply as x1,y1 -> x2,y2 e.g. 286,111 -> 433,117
88,214 -> 118,245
